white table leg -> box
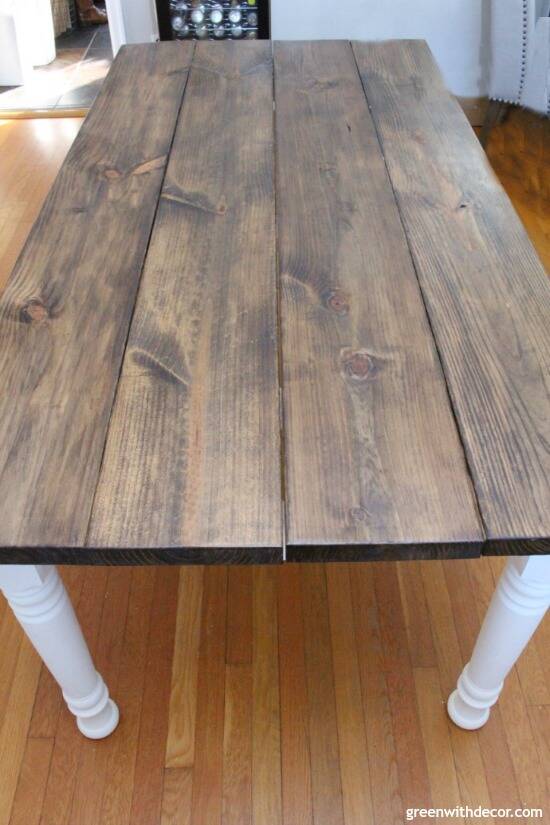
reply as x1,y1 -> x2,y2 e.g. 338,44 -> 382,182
0,565 -> 119,740
448,555 -> 550,730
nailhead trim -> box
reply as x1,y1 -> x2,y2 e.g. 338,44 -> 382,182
518,0 -> 529,103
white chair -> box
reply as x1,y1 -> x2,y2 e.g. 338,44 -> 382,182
482,0 -> 550,142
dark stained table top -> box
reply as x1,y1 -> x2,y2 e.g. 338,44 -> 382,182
0,40 -> 548,565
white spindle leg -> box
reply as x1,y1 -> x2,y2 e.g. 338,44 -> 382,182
0,565 -> 119,739
448,555 -> 550,730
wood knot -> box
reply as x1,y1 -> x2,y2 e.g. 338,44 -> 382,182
341,348 -> 374,381
20,299 -> 49,324
349,506 -> 369,524
103,168 -> 121,180
323,288 -> 350,316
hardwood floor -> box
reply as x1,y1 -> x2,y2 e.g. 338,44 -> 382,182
0,110 -> 548,825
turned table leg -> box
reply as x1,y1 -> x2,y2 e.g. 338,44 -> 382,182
0,565 -> 119,739
448,555 -> 550,730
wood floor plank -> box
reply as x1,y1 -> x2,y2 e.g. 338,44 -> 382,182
68,568 -> 133,825
252,568 -> 282,825
88,42 -> 282,564
129,569 -> 180,825
0,639 -> 42,825
413,668 -> 463,819
100,567 -> 157,825
350,565 -> 404,825
373,563 -> 432,809
527,705 -> 550,802
498,670 -> 548,810
353,39 -> 550,555
326,565 -> 375,825
273,40 -> 481,561
397,562 -> 436,668
300,565 -> 345,825
165,568 -> 204,769
222,664 -> 252,825
0,44 -> 193,563
226,568 -> 253,666
161,768 -> 193,825
189,567 -> 227,825
277,566 -> 314,825
8,738 -> 53,825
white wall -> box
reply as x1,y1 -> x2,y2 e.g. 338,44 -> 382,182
271,0 -> 489,97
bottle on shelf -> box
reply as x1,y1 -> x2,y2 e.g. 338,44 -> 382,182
209,3 -> 223,24
230,22 -> 243,37
195,21 -> 209,37
228,3 -> 242,24
246,10 -> 258,26
213,23 -> 226,37
190,2 -> 205,24
245,29 -> 257,38
171,13 -> 186,31
173,0 -> 188,12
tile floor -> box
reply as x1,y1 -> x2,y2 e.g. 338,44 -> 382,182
0,23 -> 112,113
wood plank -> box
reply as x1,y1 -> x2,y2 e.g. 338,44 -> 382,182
68,568 -> 133,825
251,568 -> 282,825
0,44 -> 193,563
189,567 -> 227,825
8,738 -> 54,825
129,569 -> 180,825
350,565 -> 404,825
226,568 -> 253,666
326,565 -> 375,825
0,639 -> 42,825
300,565 -> 345,825
413,668 -> 463,819
88,42 -> 282,564
222,664 -> 252,825
165,568 -> 204,769
273,41 -> 482,561
372,563 -> 432,809
353,39 -> 550,555
100,567 -> 157,825
161,768 -> 193,825
397,562 -> 436,668
277,566 -> 314,825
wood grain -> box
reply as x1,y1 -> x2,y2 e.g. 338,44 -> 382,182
278,566 -> 314,825
273,41 -> 482,561
8,738 -> 54,825
2,110 -> 549,825
349,565 -> 404,824
189,567 -> 228,825
353,39 -> 550,555
0,44 -> 193,562
326,565 -> 374,825
88,42 -> 282,564
165,568 -> 204,769
252,568 -> 282,825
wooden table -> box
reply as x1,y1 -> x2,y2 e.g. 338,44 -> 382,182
0,41 -> 549,739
